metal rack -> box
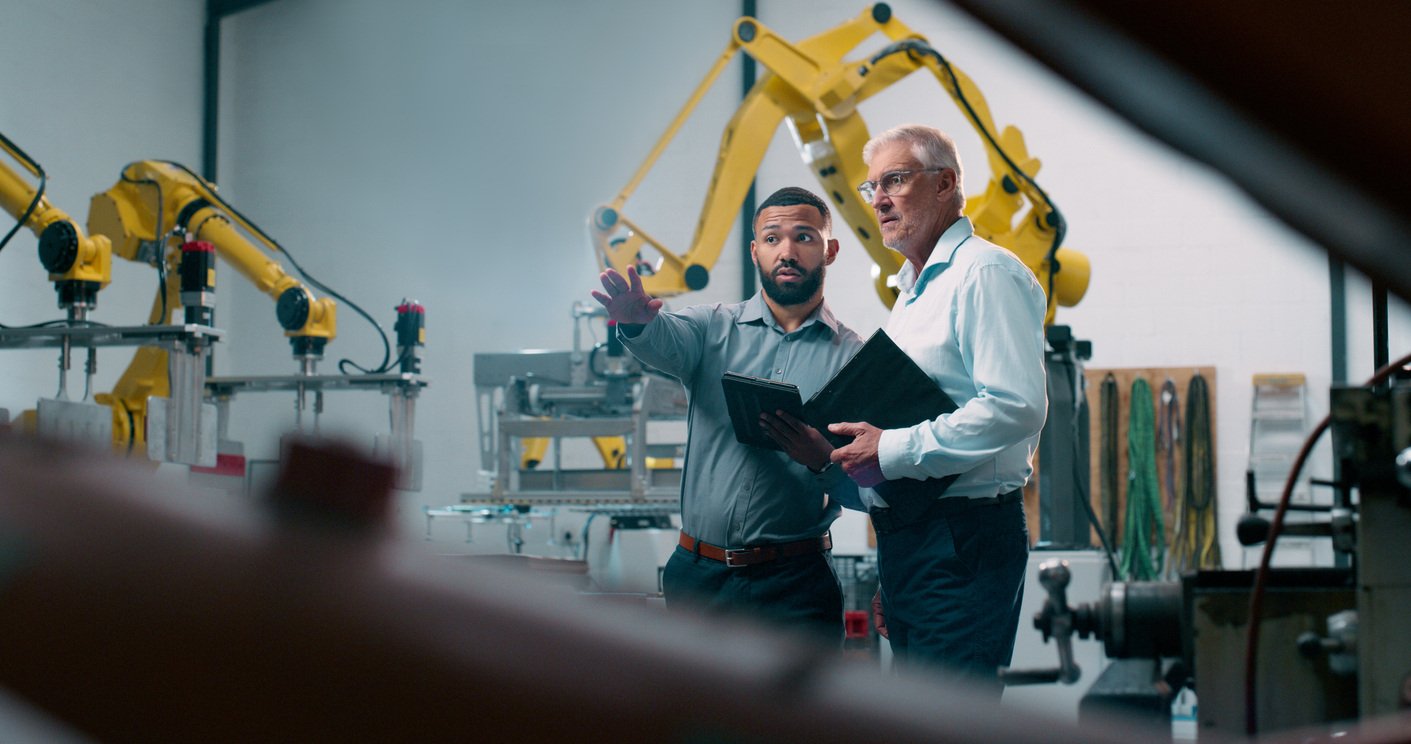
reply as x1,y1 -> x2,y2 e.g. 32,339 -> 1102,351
1246,372 -> 1322,566
466,352 -> 685,506
0,322 -> 223,465
206,371 -> 428,490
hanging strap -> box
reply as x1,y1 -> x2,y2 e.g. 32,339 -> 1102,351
1182,373 -> 1220,570
1120,377 -> 1165,580
1156,378 -> 1181,579
1156,378 -> 1181,512
1099,373 -> 1121,550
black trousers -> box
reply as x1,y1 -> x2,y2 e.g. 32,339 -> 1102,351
876,495 -> 1029,696
661,545 -> 844,645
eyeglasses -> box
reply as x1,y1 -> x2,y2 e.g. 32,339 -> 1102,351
857,168 -> 944,202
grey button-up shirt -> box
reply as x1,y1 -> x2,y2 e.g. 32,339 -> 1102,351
621,292 -> 864,548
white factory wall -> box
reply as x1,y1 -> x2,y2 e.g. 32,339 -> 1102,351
3,0 -> 1409,566
214,0 -> 748,534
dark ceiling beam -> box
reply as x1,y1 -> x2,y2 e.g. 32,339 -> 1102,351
202,0 -> 280,180
208,0 -> 279,18
947,0 -> 1411,305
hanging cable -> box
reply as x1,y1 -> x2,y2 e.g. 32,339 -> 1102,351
118,168 -> 170,324
1156,378 -> 1181,578
867,41 -> 1066,303
0,131 -> 47,256
1157,378 -> 1181,512
1098,374 -> 1121,552
151,161 -> 396,374
1119,377 -> 1164,580
1169,373 -> 1218,576
1061,357 -> 1119,578
1187,374 -> 1219,569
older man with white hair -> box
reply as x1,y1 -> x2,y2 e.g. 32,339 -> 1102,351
829,124 -> 1047,696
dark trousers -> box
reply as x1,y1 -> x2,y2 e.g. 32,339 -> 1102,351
876,495 -> 1029,696
661,545 -> 844,645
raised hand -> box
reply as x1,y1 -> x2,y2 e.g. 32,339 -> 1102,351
590,266 -> 663,326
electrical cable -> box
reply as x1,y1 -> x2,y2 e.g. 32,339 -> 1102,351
0,318 -> 109,330
152,161 -> 395,375
867,41 -> 1067,305
0,131 -> 46,256
1068,370 -> 1120,579
154,249 -> 168,323
1242,351 -> 1411,735
1099,373 -> 1121,553
118,168 -> 169,324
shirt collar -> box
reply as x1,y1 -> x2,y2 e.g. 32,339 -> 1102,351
896,216 -> 975,299
738,291 -> 839,337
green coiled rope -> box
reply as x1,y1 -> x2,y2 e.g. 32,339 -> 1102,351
1120,377 -> 1165,580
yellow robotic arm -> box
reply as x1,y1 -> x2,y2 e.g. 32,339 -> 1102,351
2,135 -> 354,455
589,3 -> 1089,323
82,160 -> 338,450
88,160 -> 337,352
0,133 -> 112,311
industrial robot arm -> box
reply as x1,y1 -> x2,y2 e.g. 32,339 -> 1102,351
589,3 -> 1089,323
82,160 -> 340,450
0,132 -> 112,312
88,160 -> 337,353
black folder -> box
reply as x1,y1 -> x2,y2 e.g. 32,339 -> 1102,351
721,330 -> 964,518
722,329 -> 958,447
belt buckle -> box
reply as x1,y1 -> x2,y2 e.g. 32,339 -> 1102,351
723,547 -> 757,568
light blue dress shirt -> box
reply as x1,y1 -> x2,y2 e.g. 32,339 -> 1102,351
621,293 -> 865,547
873,216 -> 1048,505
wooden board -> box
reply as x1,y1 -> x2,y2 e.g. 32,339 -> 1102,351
868,365 -> 1217,553
1079,366 -> 1218,553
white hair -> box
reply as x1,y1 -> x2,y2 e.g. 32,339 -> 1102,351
862,124 -> 965,212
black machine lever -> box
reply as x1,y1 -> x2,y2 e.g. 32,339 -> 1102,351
999,560 -> 1084,686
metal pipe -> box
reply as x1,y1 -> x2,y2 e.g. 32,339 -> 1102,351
740,0 -> 759,302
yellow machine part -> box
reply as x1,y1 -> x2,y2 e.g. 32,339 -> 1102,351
589,5 -> 1089,324
78,161 -> 339,453
0,139 -> 112,289
94,264 -> 182,454
0,144 -> 339,457
86,161 -> 336,342
520,435 -> 630,471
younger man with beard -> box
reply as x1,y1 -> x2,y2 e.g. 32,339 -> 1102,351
591,186 -> 864,642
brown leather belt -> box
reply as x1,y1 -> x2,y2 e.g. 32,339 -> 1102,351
678,531 -> 832,568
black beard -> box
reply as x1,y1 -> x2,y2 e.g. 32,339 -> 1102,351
757,259 -> 824,306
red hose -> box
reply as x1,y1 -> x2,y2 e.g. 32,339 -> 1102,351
1244,351 -> 1411,735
